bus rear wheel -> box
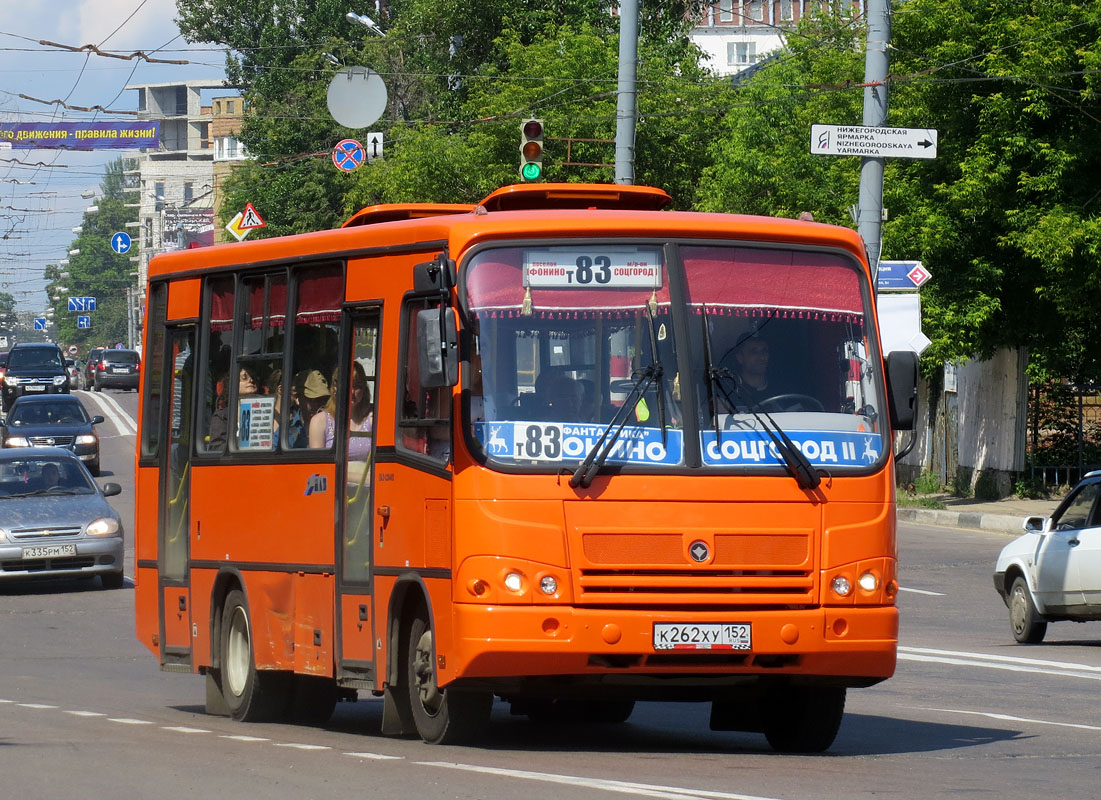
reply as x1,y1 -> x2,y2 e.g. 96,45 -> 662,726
406,614 -> 491,744
762,686 -> 846,753
220,589 -> 289,721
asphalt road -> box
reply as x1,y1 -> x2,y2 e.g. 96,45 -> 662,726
1,388 -> 1098,799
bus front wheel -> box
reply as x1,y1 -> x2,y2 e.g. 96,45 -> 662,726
220,589 -> 289,721
406,614 -> 491,744
762,686 -> 846,753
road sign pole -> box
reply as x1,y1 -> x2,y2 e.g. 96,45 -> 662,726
858,0 -> 890,283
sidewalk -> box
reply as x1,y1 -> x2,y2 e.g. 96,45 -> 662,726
897,494 -> 1062,534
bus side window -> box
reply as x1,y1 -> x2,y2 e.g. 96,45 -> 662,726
398,296 -> 450,462
288,264 -> 344,450
198,277 -> 234,455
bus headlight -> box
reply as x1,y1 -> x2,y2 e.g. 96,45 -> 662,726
539,575 -> 558,595
831,576 -> 852,597
858,572 -> 879,592
503,572 -> 524,592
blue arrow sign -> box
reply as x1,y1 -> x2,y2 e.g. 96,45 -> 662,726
34,317 -> 46,330
111,231 -> 132,254
77,315 -> 91,329
67,296 -> 97,311
877,260 -> 931,291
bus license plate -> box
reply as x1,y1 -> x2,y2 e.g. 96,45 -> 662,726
22,544 -> 77,559
653,623 -> 751,651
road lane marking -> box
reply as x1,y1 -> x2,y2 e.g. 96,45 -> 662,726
907,707 -> 1101,733
17,703 -> 57,709
275,742 -> 331,751
899,646 -> 1101,680
107,717 -> 154,725
898,587 -> 946,596
64,710 -> 106,717
345,752 -> 403,760
162,726 -> 211,734
417,762 -> 788,800
220,734 -> 270,742
78,390 -> 137,436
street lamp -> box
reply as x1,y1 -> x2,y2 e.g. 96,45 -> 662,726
345,10 -> 385,36
68,249 -> 80,256
85,205 -> 99,214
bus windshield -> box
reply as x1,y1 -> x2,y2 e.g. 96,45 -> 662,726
463,241 -> 884,472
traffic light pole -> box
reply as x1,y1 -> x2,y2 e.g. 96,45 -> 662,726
858,0 -> 890,281
614,0 -> 639,184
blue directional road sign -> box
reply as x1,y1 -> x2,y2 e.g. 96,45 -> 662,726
34,317 -> 46,330
877,260 -> 932,291
111,231 -> 132,254
77,315 -> 91,329
67,296 -> 97,312
332,138 -> 365,172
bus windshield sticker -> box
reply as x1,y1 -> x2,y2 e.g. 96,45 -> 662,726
476,421 -> 682,465
700,430 -> 882,467
238,395 -> 276,450
523,248 -> 662,289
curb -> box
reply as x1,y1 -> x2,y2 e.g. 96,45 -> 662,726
897,507 -> 1029,534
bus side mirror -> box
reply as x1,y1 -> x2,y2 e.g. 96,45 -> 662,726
885,350 -> 918,431
417,307 -> 458,388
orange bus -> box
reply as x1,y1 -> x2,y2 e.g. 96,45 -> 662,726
135,183 -> 917,752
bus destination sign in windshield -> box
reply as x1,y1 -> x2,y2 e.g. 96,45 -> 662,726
523,248 -> 662,289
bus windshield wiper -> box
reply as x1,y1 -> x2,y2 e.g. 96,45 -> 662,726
701,316 -> 820,491
570,360 -> 663,490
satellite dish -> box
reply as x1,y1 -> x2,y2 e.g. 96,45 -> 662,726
327,66 -> 388,129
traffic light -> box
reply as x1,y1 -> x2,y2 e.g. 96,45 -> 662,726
519,118 -> 544,181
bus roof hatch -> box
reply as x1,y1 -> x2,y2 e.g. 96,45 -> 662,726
342,203 -> 474,228
478,183 -> 672,213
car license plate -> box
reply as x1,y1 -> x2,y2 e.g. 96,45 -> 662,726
112,368 -> 128,374
22,544 -> 77,559
24,385 -> 45,392
653,623 -> 752,650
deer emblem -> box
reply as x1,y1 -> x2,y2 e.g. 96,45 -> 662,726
487,425 -> 508,454
861,436 -> 879,463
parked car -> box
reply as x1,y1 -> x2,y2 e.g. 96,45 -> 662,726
1,394 -> 104,475
66,358 -> 82,389
994,469 -> 1101,643
0,448 -> 124,588
92,348 -> 140,391
1,342 -> 69,411
82,348 -> 104,390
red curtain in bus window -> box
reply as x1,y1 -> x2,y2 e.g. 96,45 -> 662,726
209,278 -> 235,332
681,247 -> 864,324
465,256 -> 673,320
248,275 -> 288,328
295,268 -> 343,324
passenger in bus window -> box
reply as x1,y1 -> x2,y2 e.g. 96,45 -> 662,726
308,368 -> 342,449
208,365 -> 263,450
283,370 -> 308,448
300,370 -> 331,448
345,363 -> 373,452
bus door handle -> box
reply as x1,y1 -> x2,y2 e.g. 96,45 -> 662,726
377,505 -> 390,546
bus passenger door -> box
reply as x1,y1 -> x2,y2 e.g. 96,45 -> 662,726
336,310 -> 381,684
158,326 -> 195,669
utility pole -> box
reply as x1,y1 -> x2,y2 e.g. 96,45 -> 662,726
614,0 -> 639,184
858,0 -> 890,281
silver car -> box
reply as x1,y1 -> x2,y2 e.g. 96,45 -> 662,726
994,469 -> 1101,643
0,448 -> 124,588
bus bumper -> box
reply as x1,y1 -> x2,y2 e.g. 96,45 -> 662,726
446,604 -> 897,691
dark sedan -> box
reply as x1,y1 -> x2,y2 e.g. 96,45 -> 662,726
0,448 -> 124,588
92,349 -> 140,391
1,395 -> 104,475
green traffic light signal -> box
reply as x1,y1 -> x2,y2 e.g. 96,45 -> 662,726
520,118 -> 544,181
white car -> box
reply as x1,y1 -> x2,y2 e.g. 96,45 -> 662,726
994,470 -> 1101,643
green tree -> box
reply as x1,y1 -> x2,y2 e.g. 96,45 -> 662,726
50,158 -> 137,347
697,2 -> 1101,383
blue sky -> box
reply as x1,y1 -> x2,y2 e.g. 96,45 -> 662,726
0,0 -> 225,311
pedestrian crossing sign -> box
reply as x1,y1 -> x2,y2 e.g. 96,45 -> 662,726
239,202 -> 266,230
